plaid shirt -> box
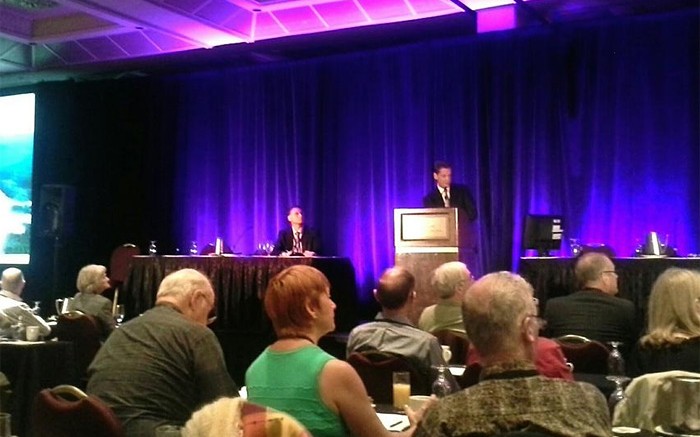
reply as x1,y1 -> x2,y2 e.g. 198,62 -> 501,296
414,361 -> 612,437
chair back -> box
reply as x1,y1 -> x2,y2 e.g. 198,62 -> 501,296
32,385 -> 124,437
432,330 -> 469,364
53,312 -> 102,383
555,335 -> 609,374
109,244 -> 140,286
347,350 -> 429,404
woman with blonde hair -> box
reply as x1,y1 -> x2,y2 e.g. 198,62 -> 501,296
72,264 -> 115,339
245,265 -> 429,437
629,267 -> 700,375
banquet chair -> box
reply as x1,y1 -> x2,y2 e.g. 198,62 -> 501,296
431,329 -> 469,365
347,350 -> 429,404
32,384 -> 124,437
554,335 -> 609,374
108,243 -> 140,313
613,370 -> 700,431
53,312 -> 102,386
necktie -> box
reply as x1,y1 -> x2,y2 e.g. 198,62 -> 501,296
443,189 -> 450,207
293,232 -> 302,253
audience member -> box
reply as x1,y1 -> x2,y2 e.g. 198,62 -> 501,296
72,264 -> 115,339
246,265 -> 427,437
272,206 -> 320,256
419,262 -> 472,334
544,253 -> 637,348
346,267 -> 452,388
0,267 -> 50,338
422,161 -> 477,222
414,272 -> 611,437
87,268 -> 238,436
184,397 -> 311,437
628,268 -> 700,376
1,267 -> 25,301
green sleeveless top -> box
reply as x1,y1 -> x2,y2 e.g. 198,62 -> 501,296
246,345 -> 350,437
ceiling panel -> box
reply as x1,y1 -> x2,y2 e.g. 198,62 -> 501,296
314,1 -> 367,27
0,0 -> 695,88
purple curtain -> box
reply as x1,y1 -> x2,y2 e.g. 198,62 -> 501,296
159,11 -> 699,304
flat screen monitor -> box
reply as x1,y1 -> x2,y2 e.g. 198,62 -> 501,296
523,214 -> 564,257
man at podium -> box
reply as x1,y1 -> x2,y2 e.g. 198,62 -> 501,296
422,161 -> 477,222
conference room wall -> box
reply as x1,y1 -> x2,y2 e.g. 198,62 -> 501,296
12,9 -> 699,312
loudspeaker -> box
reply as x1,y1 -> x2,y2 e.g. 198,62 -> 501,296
38,184 -> 75,238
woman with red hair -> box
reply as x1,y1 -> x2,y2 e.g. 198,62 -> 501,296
246,265 -> 427,437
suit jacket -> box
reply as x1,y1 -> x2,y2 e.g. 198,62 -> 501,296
272,228 -> 321,255
543,289 -> 638,349
423,183 -> 478,222
72,292 -> 115,339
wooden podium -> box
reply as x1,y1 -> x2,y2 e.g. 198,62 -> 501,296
393,208 -> 476,322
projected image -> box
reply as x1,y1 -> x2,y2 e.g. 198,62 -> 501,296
0,93 -> 35,264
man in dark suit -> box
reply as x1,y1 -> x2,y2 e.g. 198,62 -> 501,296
544,252 -> 638,349
272,206 -> 321,256
422,161 -> 477,222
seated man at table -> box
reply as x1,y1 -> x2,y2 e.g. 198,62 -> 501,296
0,267 -> 51,339
419,262 -> 473,334
346,267 -> 452,389
272,206 -> 320,257
414,272 -> 611,437
543,252 -> 638,349
87,268 -> 239,437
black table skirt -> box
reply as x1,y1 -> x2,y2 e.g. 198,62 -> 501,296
122,255 -> 359,333
121,255 -> 359,384
0,341 -> 77,437
519,257 -> 700,325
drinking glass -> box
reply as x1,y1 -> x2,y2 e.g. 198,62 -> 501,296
188,240 -> 198,255
607,341 -> 625,376
114,304 -> 125,327
263,242 -> 274,256
32,300 -> 41,316
569,238 -> 582,256
392,371 -> 411,410
441,345 -> 452,364
431,365 -> 454,398
607,375 -> 631,415
148,240 -> 158,256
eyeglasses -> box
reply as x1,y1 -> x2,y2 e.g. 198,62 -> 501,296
602,270 -> 617,276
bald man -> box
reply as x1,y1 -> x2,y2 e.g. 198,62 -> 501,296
0,268 -> 51,338
415,272 -> 611,437
544,253 -> 637,347
87,269 -> 238,436
346,267 -> 452,391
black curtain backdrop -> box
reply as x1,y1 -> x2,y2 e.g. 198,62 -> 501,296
14,10 -> 699,311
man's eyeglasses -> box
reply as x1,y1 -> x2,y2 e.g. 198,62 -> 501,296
601,270 -> 618,277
